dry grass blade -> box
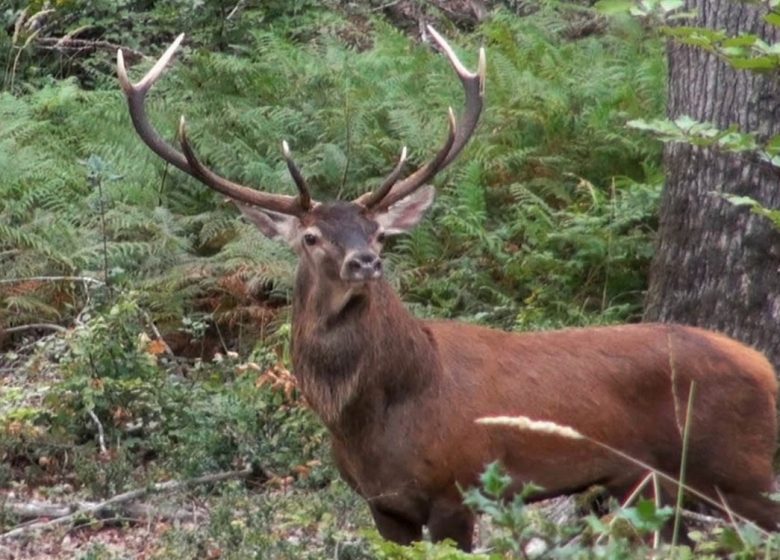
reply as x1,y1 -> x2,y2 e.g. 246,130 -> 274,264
477,413 -> 772,537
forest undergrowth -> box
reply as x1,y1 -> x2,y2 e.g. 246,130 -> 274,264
2,1 -> 773,558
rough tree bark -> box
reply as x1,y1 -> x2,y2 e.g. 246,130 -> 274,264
645,0 -> 780,372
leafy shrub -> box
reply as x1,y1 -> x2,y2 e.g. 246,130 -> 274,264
7,293 -> 324,494
1,3 -> 664,332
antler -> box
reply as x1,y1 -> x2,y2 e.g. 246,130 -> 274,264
358,25 -> 486,211
117,34 -> 311,216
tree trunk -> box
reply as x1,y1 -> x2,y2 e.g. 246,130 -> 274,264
645,0 -> 780,372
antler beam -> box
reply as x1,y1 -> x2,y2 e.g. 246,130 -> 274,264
358,25 -> 486,211
117,34 -> 310,217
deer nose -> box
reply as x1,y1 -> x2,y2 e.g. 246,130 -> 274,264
342,251 -> 382,282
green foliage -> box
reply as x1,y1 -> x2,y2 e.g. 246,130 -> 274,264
1,2 -> 664,332
629,115 -> 780,166
367,534 -> 486,560
154,480 -> 374,559
456,462 -> 780,559
610,0 -> 780,209
53,296 -> 162,435
462,462 -> 552,556
1,292 -> 322,496
724,194 -> 780,229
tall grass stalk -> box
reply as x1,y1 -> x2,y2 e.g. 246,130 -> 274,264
671,381 -> 695,548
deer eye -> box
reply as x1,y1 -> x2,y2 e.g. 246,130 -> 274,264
303,233 -> 318,246
376,232 -> 386,244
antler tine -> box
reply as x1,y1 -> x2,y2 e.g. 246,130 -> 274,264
117,34 -> 189,173
369,109 -> 456,211
281,141 -> 312,211
359,27 -> 485,211
118,35 -> 308,217
357,146 -> 408,208
428,25 -> 486,169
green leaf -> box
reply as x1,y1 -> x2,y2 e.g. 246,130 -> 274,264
585,514 -> 609,534
664,26 -> 727,49
765,12 -> 780,27
595,0 -> 635,14
764,134 -> 780,155
762,43 -> 780,55
618,499 -> 673,532
659,0 -> 685,11
673,115 -> 698,130
479,462 -> 512,498
728,56 -> 778,70
722,195 -> 759,208
722,34 -> 759,47
721,47 -> 749,57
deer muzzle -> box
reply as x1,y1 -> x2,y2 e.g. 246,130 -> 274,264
341,250 -> 383,283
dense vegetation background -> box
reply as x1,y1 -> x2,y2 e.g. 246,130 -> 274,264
2,0 -> 772,558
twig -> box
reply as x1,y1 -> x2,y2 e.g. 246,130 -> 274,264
370,0 -> 401,11
141,311 -> 175,358
652,473 -> 661,551
226,0 -> 248,20
85,409 -> 107,456
2,323 -> 67,334
0,467 -> 254,540
715,487 -> 746,545
596,472 -> 653,545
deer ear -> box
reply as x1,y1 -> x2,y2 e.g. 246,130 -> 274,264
374,185 -> 435,235
237,203 -> 300,244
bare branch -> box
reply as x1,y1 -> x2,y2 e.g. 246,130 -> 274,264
4,499 -> 205,523
0,467 -> 254,540
2,323 -> 67,334
35,37 -> 145,63
86,409 -> 107,456
0,276 -> 104,286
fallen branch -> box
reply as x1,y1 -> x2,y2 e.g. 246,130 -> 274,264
0,276 -> 104,286
2,323 -> 67,334
0,466 -> 254,540
35,37 -> 145,63
4,500 -> 205,523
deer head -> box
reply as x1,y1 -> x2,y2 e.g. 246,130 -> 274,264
116,29 -> 485,310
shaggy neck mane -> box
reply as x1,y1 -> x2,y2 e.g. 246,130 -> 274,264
291,264 -> 439,431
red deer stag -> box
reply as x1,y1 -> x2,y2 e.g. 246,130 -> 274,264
117,30 -> 778,551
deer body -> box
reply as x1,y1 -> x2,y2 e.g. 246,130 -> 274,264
292,267 -> 778,549
118,30 -> 778,551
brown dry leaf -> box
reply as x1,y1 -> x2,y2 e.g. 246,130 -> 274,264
146,338 -> 168,356
236,362 -> 263,375
112,406 -> 132,425
7,421 -> 23,436
255,366 -> 299,402
291,464 -> 311,479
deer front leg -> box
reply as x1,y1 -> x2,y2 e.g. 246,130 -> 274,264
427,499 -> 475,551
369,504 -> 423,545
